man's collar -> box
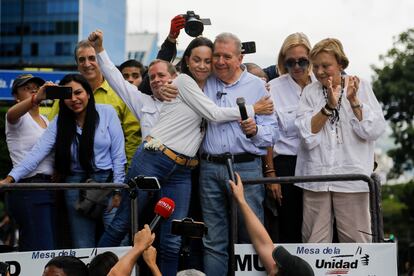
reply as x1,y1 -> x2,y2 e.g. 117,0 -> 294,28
94,78 -> 110,93
218,65 -> 246,87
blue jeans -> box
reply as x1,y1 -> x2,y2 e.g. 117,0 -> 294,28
64,169 -> 115,248
6,174 -> 55,251
199,158 -> 265,276
99,143 -> 192,276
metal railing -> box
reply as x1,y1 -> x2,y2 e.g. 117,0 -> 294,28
0,172 -> 384,276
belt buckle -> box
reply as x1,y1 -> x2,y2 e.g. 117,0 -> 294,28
174,155 -> 183,165
205,154 -> 212,162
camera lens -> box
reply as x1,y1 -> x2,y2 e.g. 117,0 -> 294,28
185,19 -> 204,37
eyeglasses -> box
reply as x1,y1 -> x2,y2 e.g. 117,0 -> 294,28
122,73 -> 141,79
284,57 -> 309,69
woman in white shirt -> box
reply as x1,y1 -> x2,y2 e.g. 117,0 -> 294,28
88,31 -> 270,275
295,38 -> 386,243
2,74 -> 126,249
3,74 -> 55,251
266,33 -> 315,243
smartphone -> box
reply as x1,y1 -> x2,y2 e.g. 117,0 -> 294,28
130,176 -> 161,191
171,218 -> 207,238
45,86 -> 72,100
241,41 -> 256,54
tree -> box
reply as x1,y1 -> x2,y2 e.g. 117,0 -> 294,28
372,28 -> 414,177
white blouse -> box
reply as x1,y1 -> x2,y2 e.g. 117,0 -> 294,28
294,78 -> 386,192
270,73 -> 316,156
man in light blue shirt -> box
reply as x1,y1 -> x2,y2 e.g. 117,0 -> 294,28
199,32 -> 279,275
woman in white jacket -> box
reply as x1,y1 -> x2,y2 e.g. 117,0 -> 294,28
295,38 -> 386,243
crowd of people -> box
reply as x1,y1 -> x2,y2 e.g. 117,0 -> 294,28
0,13 -> 386,276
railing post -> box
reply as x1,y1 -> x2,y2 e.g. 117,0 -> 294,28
225,154 -> 237,276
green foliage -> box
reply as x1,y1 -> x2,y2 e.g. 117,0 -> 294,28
372,28 -> 414,177
382,181 -> 414,236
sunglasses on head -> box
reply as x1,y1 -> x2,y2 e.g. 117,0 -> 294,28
284,57 -> 309,69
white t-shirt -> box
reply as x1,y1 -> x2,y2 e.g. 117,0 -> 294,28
6,112 -> 54,178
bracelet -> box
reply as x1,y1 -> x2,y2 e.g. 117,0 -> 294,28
350,103 -> 362,109
31,94 -> 39,106
325,103 -> 335,111
320,107 -> 332,117
264,169 -> 276,175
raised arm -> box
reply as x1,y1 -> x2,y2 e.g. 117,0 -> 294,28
229,173 -> 276,274
7,82 -> 54,124
89,30 -> 147,121
108,225 -> 155,276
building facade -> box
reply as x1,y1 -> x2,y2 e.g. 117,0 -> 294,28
0,0 -> 126,68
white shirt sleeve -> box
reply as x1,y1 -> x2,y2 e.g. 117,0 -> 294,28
174,74 -> 255,121
348,79 -> 386,141
97,50 -> 146,121
295,85 -> 323,150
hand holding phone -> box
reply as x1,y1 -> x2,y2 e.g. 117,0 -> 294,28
45,86 -> 72,100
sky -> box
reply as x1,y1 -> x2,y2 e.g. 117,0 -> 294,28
126,0 -> 414,82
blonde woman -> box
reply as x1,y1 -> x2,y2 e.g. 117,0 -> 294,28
295,38 -> 386,243
265,33 -> 316,243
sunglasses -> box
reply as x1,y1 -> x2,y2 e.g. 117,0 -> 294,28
122,73 -> 141,79
284,58 -> 309,69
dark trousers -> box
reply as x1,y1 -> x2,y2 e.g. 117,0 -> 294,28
6,174 -> 56,251
266,155 -> 303,243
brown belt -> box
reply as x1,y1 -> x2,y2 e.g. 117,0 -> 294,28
145,137 -> 199,168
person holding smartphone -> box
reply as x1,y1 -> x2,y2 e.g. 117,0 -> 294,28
2,74 -> 56,251
1,74 -> 126,248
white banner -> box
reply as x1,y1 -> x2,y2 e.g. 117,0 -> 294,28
235,243 -> 398,276
0,243 -> 397,276
0,247 -> 132,275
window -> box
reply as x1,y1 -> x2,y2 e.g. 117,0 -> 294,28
31,43 -> 38,56
0,43 -> 21,57
128,51 -> 145,62
55,42 -> 72,56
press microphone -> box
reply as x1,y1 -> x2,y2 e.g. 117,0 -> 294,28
236,97 -> 252,138
149,197 -> 175,231
272,246 -> 314,275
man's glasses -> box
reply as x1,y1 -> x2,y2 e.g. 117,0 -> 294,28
284,57 -> 309,69
122,73 -> 141,79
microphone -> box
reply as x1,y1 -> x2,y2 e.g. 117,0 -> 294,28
149,197 -> 175,231
236,97 -> 252,138
272,246 -> 314,275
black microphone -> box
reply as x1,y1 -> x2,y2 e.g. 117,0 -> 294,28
236,97 -> 253,138
149,197 -> 175,231
272,246 -> 314,275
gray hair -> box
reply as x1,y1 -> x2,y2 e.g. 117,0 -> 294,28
74,40 -> 93,63
177,269 -> 206,276
214,32 -> 242,55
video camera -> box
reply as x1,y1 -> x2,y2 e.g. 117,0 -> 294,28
241,41 -> 256,54
182,11 -> 211,37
